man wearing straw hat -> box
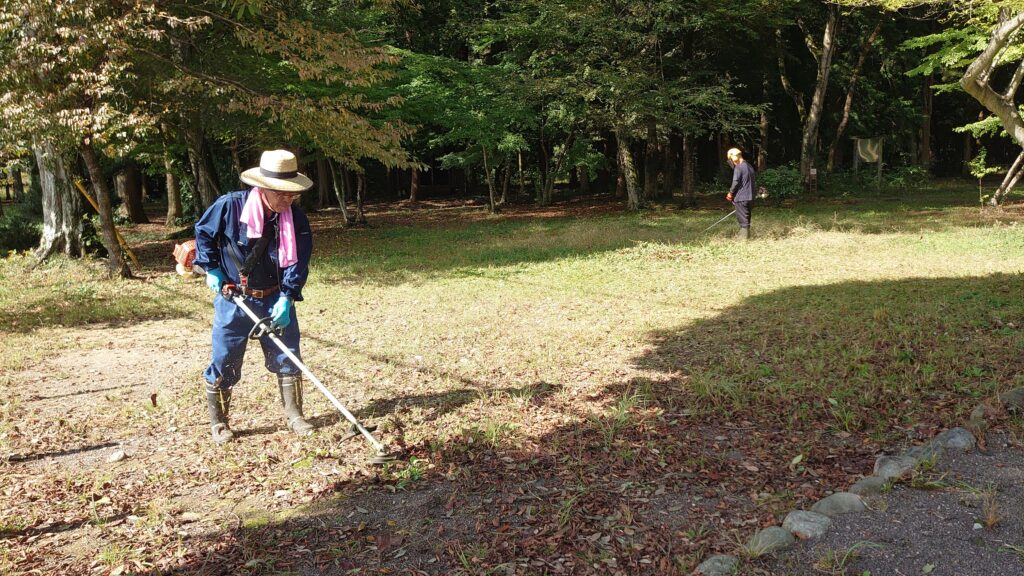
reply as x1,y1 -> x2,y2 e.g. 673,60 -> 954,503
193,150 -> 315,444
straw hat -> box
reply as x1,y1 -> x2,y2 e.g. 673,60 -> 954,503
240,149 -> 313,192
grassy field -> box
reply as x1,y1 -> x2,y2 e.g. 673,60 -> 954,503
2,185 -> 1024,574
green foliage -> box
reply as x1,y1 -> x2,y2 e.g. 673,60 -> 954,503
968,147 -> 1002,205
885,165 -> 931,190
968,148 -> 1002,181
0,213 -> 40,253
82,216 -> 109,258
758,165 -> 803,201
955,115 -> 1006,139
0,180 -> 43,253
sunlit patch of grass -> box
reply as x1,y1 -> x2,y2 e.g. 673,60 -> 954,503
96,543 -> 133,568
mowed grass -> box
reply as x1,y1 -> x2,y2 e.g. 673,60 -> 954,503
2,186 -> 1024,573
2,187 -> 1023,445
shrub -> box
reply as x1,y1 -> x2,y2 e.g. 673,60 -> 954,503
758,165 -> 802,202
0,213 -> 41,253
885,165 -> 930,191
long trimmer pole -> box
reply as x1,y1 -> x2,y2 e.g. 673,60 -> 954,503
229,294 -> 386,454
704,209 -> 736,233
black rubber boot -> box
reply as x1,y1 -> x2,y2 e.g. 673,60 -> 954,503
278,374 -> 314,436
205,385 -> 234,444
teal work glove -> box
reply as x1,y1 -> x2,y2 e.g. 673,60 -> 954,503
206,268 -> 228,294
271,295 -> 293,328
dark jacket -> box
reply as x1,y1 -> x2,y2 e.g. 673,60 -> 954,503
730,161 -> 757,202
193,190 -> 313,301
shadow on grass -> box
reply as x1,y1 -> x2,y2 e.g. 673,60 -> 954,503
5,441 -> 120,465
621,273 -> 1024,438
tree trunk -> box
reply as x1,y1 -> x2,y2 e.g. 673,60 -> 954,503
663,135 -> 679,199
682,134 -> 696,207
991,150 -> 1024,205
644,119 -> 659,201
716,131 -> 726,176
501,165 -> 511,205
827,20 -> 882,173
579,166 -> 590,195
11,167 -> 24,202
919,74 -> 934,169
384,168 -> 395,199
32,140 -> 83,260
801,5 -> 840,188
164,151 -> 183,226
184,125 -> 219,214
482,146 -> 499,213
328,160 -> 351,225
316,157 -> 330,209
517,151 -> 526,199
758,79 -> 769,172
355,171 -> 367,224
115,161 -> 148,224
81,142 -> 130,278
409,167 -> 420,202
615,123 -> 641,211
229,139 -> 243,180
963,132 -> 974,177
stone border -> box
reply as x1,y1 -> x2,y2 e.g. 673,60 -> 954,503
691,387 -> 1024,576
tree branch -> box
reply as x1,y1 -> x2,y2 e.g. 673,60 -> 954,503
1005,59 -> 1024,101
962,11 -> 1024,148
136,47 -> 262,97
796,18 -> 821,63
776,30 -> 807,124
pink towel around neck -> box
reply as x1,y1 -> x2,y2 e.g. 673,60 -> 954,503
239,188 -> 298,268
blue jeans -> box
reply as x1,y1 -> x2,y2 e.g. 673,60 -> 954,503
204,293 -> 301,390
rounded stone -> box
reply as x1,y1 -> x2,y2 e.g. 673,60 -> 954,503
746,526 -> 796,556
810,492 -> 866,517
849,475 -> 888,496
999,388 -> 1024,413
905,442 -> 943,462
692,554 -> 739,576
932,427 -> 976,451
873,455 -> 918,480
782,510 -> 832,540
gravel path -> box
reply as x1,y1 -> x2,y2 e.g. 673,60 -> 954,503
753,434 -> 1024,576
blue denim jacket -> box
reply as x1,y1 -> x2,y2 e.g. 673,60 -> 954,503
193,190 -> 312,301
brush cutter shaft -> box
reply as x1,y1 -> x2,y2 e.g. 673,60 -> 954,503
704,210 -> 736,232
229,294 -> 386,453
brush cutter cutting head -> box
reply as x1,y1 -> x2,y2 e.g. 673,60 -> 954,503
369,451 -> 399,465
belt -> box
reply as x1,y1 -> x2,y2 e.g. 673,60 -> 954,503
239,285 -> 279,298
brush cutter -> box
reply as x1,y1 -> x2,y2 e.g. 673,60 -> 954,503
221,284 -> 397,465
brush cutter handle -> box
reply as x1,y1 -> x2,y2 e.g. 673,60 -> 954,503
248,317 -> 283,340
221,283 -> 242,299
